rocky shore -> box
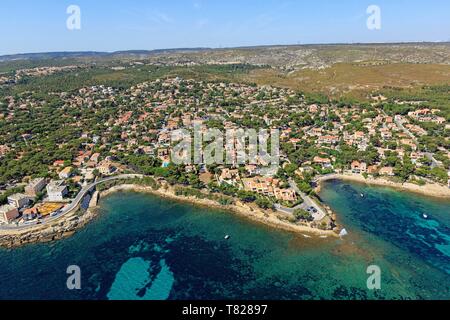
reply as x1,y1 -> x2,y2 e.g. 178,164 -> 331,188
0,206 -> 99,249
0,183 -> 338,248
100,184 -> 339,237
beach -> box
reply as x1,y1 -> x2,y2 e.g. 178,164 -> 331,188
315,174 -> 450,199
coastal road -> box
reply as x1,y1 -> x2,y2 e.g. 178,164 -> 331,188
281,179 -> 327,221
0,174 -> 143,231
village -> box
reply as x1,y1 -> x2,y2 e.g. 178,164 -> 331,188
0,77 -> 449,230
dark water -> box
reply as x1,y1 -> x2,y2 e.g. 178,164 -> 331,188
0,180 -> 449,300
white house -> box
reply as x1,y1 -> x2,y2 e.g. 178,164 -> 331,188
46,180 -> 69,202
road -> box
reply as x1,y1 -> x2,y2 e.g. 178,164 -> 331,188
0,174 -> 143,231
274,179 -> 326,221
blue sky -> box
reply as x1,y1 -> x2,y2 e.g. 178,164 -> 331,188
0,0 -> 449,55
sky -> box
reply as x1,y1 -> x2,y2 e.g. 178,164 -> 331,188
0,0 -> 449,55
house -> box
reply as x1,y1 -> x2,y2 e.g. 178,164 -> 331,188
157,148 -> 169,158
313,156 -> 332,169
97,161 -> 114,175
242,177 -> 297,202
351,161 -> 367,174
8,193 -> 31,208
25,178 -> 47,197
245,164 -> 257,176
354,131 -> 365,140
379,167 -> 395,176
59,167 -> 73,180
23,207 -> 39,221
410,152 -> 425,164
53,160 -> 65,167
367,165 -> 378,175
273,188 -> 298,202
0,204 -> 20,224
46,180 -> 69,202
218,168 -> 240,186
318,135 -> 339,145
87,153 -> 101,167
380,128 -> 392,139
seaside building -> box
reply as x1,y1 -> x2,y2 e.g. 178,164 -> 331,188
25,178 -> 47,197
97,160 -> 115,175
218,168 -> 241,186
0,204 -> 20,224
313,156 -> 332,169
7,193 -> 31,209
23,207 -> 39,221
379,167 -> 395,176
242,177 -> 298,202
351,161 -> 367,174
46,180 -> 69,202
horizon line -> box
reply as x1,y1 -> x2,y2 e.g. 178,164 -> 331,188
2,40 -> 450,59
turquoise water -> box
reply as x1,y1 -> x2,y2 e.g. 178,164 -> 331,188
0,180 -> 449,300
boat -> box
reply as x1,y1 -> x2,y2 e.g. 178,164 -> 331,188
339,228 -> 348,238
360,193 -> 364,198
224,235 -> 230,240
422,214 -> 428,219
302,234 -> 312,238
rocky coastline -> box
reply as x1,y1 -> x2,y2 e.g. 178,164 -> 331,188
0,183 -> 338,249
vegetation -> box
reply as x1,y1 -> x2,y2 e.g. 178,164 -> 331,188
293,209 -> 314,222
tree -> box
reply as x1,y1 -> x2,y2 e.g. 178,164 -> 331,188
255,197 -> 273,210
237,190 -> 257,203
293,209 -> 313,222
395,154 -> 415,182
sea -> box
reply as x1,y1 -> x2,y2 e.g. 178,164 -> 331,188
0,180 -> 449,300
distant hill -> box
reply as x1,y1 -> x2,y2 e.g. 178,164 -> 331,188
1,43 -> 448,70
0,51 -> 110,62
0,48 -> 212,62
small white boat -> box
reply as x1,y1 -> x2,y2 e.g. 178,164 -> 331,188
224,235 -> 231,240
360,193 -> 364,198
422,214 -> 428,219
302,234 -> 311,238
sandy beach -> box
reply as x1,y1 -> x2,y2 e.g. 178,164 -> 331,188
315,174 -> 450,199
